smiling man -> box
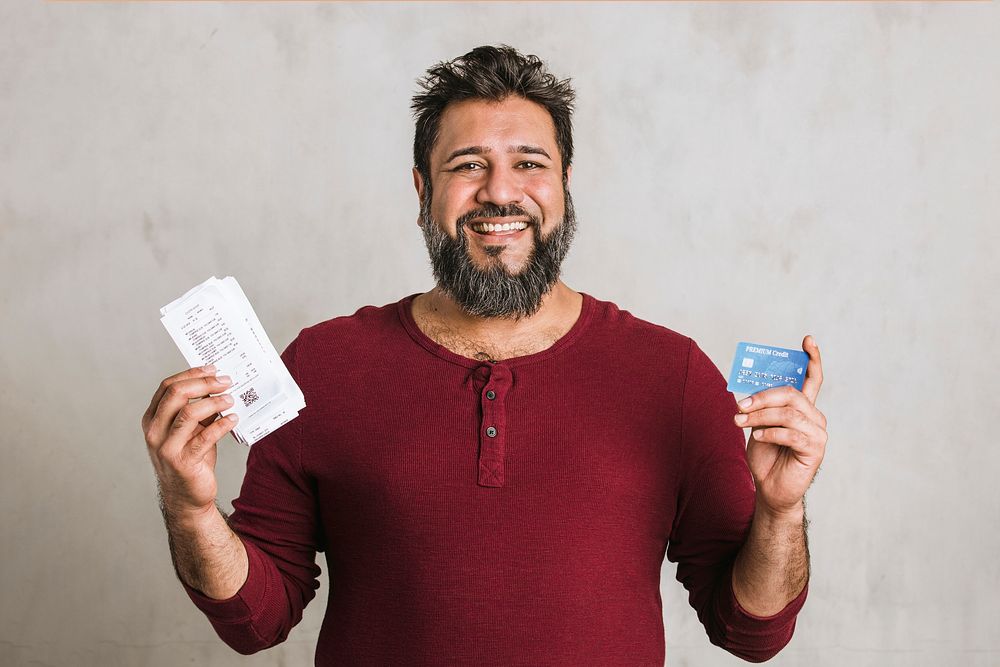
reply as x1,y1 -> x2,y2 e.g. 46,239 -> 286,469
415,93 -> 577,323
142,45 -> 828,665
411,92 -> 582,362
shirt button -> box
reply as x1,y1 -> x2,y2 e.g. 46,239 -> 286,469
486,390 -> 496,400
486,426 -> 497,437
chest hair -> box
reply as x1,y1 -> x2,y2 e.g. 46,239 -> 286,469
415,314 -> 565,362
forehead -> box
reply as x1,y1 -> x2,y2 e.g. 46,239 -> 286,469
432,96 -> 559,162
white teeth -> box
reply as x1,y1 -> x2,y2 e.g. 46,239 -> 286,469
470,221 -> 529,233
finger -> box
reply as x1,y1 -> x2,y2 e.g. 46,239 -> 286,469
173,393 -> 235,432
737,385 -> 816,415
143,365 -> 217,429
146,375 -> 234,446
734,406 -> 818,432
801,335 -> 823,404
161,393 -> 235,452
185,413 -> 239,463
750,425 -> 824,457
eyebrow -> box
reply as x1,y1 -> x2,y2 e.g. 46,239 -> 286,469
443,145 -> 552,164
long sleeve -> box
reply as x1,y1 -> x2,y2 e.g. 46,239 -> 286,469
666,340 -> 807,663
182,337 -> 322,654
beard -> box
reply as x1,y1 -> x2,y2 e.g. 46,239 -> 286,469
419,181 -> 577,320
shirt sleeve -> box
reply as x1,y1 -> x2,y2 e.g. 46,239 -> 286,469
182,335 -> 323,654
666,339 -> 807,663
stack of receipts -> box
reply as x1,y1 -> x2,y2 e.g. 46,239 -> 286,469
160,276 -> 305,446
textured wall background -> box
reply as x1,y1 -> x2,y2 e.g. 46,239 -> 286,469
1,2 -> 997,666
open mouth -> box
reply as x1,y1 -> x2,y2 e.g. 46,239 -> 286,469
467,220 -> 531,236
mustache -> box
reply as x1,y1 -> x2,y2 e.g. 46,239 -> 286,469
455,203 -> 540,229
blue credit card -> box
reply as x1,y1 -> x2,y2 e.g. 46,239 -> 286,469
726,342 -> 809,395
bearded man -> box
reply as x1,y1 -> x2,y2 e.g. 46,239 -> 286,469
142,45 -> 828,666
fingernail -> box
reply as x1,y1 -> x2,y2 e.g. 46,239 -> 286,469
221,394 -> 234,405
752,430 -> 764,439
226,414 -> 238,422
203,364 -> 216,372
216,375 -> 232,385
734,414 -> 748,426
739,397 -> 753,409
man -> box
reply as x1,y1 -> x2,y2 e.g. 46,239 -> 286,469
142,45 -> 827,665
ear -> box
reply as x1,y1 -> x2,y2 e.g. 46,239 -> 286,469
564,164 -> 573,189
413,167 -> 426,226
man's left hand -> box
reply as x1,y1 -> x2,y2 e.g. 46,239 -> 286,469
733,335 -> 827,517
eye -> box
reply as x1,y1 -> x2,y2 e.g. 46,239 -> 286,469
452,162 -> 484,172
518,161 -> 544,170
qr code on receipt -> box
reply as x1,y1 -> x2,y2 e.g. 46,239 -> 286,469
239,387 -> 259,407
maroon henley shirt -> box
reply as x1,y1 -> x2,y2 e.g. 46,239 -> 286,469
183,293 -> 807,665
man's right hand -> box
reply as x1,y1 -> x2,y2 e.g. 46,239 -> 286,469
141,365 -> 238,517
142,365 -> 250,599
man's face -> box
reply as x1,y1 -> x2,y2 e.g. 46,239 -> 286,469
414,96 -> 576,319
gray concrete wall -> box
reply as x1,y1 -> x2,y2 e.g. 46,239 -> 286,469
1,2 -> 997,665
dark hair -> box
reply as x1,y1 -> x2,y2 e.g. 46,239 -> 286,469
411,45 -> 576,186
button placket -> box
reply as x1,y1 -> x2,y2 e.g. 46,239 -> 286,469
478,364 -> 510,488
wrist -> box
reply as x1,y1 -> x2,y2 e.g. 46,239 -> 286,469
754,497 -> 806,528
158,492 -> 220,529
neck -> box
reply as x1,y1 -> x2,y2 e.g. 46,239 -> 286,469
412,281 -> 583,361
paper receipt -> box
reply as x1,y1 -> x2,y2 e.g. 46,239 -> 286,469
159,276 -> 305,446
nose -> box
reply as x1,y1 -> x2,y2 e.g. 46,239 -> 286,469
476,164 -> 524,208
